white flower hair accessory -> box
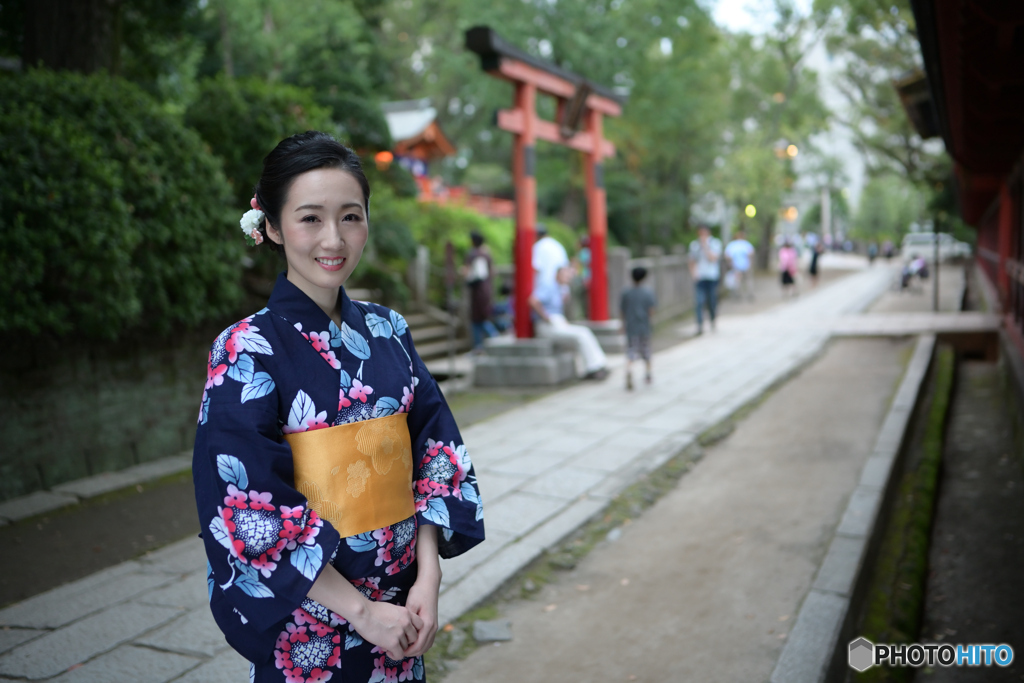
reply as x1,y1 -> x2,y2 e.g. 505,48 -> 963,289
240,195 -> 264,246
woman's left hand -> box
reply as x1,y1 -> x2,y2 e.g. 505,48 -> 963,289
404,577 -> 440,657
404,524 -> 442,658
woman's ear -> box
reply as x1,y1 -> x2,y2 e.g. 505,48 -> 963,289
265,221 -> 284,246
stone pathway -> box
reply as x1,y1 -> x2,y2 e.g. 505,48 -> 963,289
0,262 -> 911,681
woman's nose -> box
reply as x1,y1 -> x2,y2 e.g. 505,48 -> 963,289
323,222 -> 345,249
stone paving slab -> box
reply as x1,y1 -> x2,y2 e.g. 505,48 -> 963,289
0,602 -> 183,679
52,454 -> 192,500
0,569 -> 177,630
137,536 -> 208,575
135,569 -> 209,611
135,609 -> 231,658
0,491 -> 78,523
0,628 -> 43,655
48,645 -> 198,683
169,646 -> 249,682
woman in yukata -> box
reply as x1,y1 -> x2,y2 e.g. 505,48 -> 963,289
193,131 -> 485,683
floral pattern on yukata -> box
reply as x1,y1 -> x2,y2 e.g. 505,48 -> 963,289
194,274 -> 483,682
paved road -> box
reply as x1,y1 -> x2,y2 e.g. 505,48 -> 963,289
0,260 -> 898,681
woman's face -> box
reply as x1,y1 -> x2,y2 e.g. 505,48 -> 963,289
266,168 -> 368,304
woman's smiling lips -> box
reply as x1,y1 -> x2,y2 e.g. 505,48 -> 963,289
315,256 -> 345,272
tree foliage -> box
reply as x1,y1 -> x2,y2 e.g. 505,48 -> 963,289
0,69 -> 241,339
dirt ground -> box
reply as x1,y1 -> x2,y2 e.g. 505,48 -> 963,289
441,336 -> 912,683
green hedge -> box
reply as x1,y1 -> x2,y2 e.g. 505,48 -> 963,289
0,69 -> 241,339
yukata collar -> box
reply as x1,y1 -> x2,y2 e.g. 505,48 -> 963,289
266,273 -> 350,330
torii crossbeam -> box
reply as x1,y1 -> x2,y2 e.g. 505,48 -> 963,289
465,26 -> 624,338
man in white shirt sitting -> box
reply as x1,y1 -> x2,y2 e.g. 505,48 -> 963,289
529,266 -> 608,380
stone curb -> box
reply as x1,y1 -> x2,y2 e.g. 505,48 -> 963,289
0,453 -> 192,524
769,333 -> 937,683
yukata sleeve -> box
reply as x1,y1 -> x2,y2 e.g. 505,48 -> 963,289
193,348 -> 341,637
400,330 -> 485,559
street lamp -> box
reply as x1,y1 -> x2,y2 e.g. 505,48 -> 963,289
745,204 -> 757,218
786,144 -> 798,158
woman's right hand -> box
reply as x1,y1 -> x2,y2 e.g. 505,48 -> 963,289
348,600 -> 424,661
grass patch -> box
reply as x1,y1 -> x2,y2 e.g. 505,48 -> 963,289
853,345 -> 955,683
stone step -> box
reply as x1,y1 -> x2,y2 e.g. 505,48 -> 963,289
410,324 -> 450,344
415,337 -> 473,361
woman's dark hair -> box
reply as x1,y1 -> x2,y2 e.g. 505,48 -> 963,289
253,131 -> 370,252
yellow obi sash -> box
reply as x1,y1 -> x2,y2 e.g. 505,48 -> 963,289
285,413 -> 415,538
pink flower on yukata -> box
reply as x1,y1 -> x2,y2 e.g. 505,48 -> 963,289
286,623 -> 310,644
284,668 -> 305,683
225,322 -> 251,363
399,659 -> 416,681
307,669 -> 332,683
375,545 -> 393,567
348,379 -> 373,403
372,527 -> 393,546
309,330 -> 331,352
251,554 -> 277,578
280,520 -> 302,543
224,484 -> 248,509
338,388 -> 352,410
296,513 -> 323,546
400,386 -> 414,411
292,608 -> 317,626
326,635 -> 342,666
309,621 -> 332,637
372,657 -> 386,680
275,650 -> 291,668
276,630 -> 292,651
206,360 -> 228,390
248,490 -> 275,511
320,350 -> 341,369
281,505 -> 304,519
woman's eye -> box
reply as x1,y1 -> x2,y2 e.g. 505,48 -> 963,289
302,215 -> 319,223
343,213 -> 362,222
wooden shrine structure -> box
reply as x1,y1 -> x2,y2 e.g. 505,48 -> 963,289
466,26 -> 624,338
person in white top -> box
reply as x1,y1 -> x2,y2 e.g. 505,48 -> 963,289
724,230 -> 756,301
532,223 -> 569,292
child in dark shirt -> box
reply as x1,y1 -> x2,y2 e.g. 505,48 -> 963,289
620,266 -> 657,390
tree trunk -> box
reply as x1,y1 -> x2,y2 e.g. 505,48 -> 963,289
757,215 -> 776,271
218,0 -> 234,77
23,0 -> 120,73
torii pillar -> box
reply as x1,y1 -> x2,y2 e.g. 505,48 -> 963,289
466,26 -> 623,338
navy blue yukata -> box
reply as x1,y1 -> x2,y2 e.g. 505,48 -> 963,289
193,274 -> 485,683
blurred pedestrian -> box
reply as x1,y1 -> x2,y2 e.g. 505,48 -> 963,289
724,229 -> 756,301
530,266 -> 608,379
463,231 -> 497,352
779,239 -> 799,297
620,266 -> 657,390
688,225 -> 722,335
868,241 -> 879,265
532,223 -> 569,291
809,241 -> 825,288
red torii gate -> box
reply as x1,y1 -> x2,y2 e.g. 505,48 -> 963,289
465,27 -> 624,338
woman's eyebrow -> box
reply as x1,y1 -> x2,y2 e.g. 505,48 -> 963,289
293,202 -> 363,211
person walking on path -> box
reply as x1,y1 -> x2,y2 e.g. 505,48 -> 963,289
689,225 -> 722,334
724,229 -> 756,301
530,266 -> 608,380
194,131 -> 485,682
620,266 -> 657,390
809,240 -> 825,288
779,238 -> 799,297
464,231 -> 498,352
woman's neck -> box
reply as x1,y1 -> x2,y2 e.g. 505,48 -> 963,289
287,272 -> 342,328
